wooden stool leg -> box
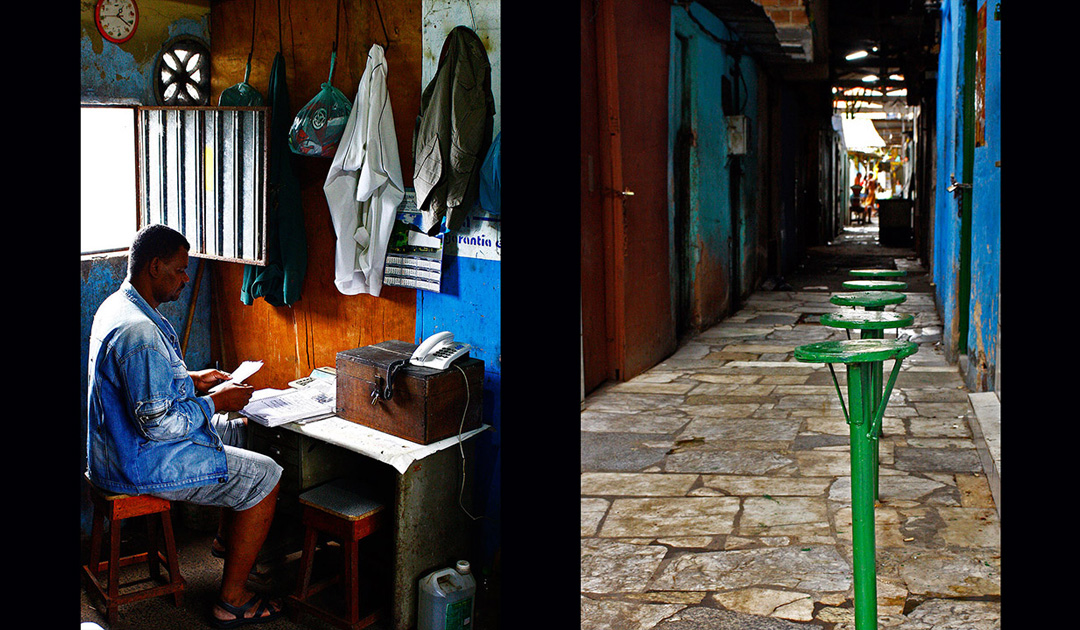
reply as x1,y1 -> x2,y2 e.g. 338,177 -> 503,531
297,526 -> 318,599
88,503 -> 105,579
107,516 -> 122,625
159,510 -> 184,607
147,514 -> 162,581
344,538 -> 360,626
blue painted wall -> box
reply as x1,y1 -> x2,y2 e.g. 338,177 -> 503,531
80,3 -> 215,535
967,1 -> 1001,391
81,3 -> 209,104
932,0 -> 1000,391
418,0 -> 502,575
79,255 -> 213,535
933,0 -> 963,354
415,249 -> 502,572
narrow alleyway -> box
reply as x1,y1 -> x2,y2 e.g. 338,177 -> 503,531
580,220 -> 1001,629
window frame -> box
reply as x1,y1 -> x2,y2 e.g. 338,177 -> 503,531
81,103 -> 271,266
81,103 -> 141,257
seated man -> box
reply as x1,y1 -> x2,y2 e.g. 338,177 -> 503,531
86,224 -> 284,627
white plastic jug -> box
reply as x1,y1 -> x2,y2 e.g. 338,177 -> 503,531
417,560 -> 476,630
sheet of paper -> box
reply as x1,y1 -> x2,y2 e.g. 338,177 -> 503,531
209,360 -> 263,393
227,360 -> 263,384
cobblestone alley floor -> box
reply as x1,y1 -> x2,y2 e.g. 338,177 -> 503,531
580,223 -> 1001,629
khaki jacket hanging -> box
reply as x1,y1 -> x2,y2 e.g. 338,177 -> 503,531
412,26 -> 495,236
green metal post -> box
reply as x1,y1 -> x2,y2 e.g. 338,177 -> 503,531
860,328 -> 884,500
847,362 -> 878,630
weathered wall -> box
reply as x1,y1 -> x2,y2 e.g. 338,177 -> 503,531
671,5 -> 733,329
81,0 -> 210,103
79,0 -> 215,536
416,0 -> 502,575
932,0 -> 1000,393
208,0 -> 420,389
933,0 -> 962,359
213,0 -> 503,572
967,1 -> 1001,392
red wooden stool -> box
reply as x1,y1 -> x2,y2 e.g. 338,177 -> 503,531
288,479 -> 386,630
82,475 -> 185,624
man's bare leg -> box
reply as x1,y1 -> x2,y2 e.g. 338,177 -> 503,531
213,481 -> 282,621
214,509 -> 231,556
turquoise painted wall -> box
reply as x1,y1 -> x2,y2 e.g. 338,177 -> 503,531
736,46 -> 762,299
669,2 -> 763,324
932,0 -> 1000,390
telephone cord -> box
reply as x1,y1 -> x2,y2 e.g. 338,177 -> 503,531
454,363 -> 482,521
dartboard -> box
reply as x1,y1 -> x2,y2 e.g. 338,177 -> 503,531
154,36 -> 211,106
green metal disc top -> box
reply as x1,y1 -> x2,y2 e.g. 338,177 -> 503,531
841,279 -> 908,291
820,310 -> 914,330
794,338 -> 919,364
849,268 -> 907,278
830,291 -> 906,308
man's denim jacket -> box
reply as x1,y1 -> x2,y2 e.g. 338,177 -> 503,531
87,281 -> 227,494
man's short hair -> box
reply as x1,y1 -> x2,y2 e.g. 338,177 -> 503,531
128,224 -> 190,278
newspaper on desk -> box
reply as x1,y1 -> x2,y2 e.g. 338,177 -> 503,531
240,380 -> 336,427
291,418 -> 491,474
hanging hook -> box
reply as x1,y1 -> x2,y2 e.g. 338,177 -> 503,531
328,0 -> 342,83
244,0 -> 257,81
373,0 -> 392,50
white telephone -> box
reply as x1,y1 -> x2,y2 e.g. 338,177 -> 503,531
410,331 -> 471,370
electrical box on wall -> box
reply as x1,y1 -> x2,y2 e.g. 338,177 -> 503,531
726,115 -> 749,155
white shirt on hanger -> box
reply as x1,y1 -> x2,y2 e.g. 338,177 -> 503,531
324,44 -> 404,296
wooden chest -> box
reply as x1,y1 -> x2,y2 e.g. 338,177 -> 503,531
335,341 -> 484,444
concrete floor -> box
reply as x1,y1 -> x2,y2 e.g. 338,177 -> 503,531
79,514 -> 384,630
580,220 -> 1001,629
79,498 -> 500,629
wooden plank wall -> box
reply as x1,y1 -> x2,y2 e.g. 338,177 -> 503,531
209,0 -> 421,388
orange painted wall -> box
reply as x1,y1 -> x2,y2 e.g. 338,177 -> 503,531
208,0 -> 421,388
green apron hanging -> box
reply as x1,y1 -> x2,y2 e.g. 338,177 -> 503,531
241,4 -> 306,307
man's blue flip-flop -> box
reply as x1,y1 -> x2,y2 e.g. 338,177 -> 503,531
211,594 -> 283,628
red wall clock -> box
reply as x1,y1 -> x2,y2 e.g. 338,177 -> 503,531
95,0 -> 139,45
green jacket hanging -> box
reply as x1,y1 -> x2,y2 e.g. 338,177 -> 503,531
242,51 -> 307,307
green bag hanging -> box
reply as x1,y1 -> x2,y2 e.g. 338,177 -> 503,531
287,50 -> 350,158
219,1 -> 264,106
288,0 -> 350,157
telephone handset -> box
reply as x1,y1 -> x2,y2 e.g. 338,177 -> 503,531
410,331 -> 471,371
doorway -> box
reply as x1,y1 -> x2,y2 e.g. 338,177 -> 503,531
671,33 -> 694,341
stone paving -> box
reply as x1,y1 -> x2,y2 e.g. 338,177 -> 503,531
580,226 -> 1001,629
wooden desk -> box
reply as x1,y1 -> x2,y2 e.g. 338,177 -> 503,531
248,416 -> 490,630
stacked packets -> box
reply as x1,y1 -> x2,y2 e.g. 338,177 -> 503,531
240,379 -> 337,427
